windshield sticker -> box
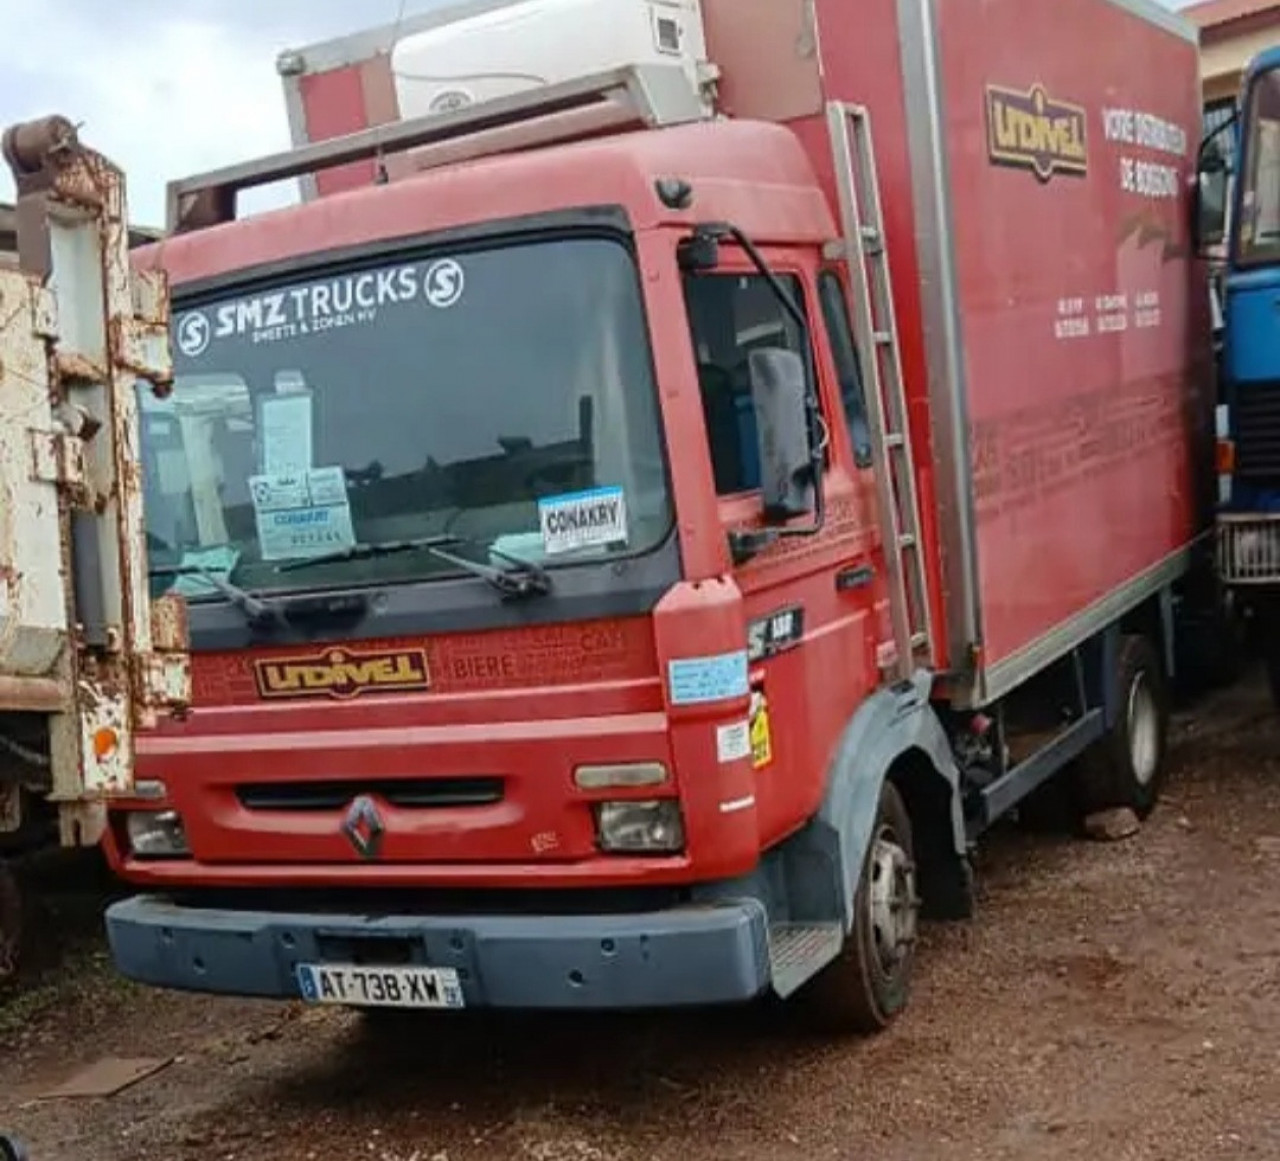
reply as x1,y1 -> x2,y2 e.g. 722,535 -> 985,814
667,650 -> 750,706
258,391 -> 314,476
174,258 -> 468,355
538,486 -> 628,557
250,465 -> 356,562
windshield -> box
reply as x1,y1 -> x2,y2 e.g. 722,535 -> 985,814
143,235 -> 672,599
1238,66 -> 1280,263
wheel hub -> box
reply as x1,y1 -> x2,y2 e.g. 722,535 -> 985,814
1128,671 -> 1160,787
867,828 -> 917,973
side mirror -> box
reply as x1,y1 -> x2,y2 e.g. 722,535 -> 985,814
1193,119 -> 1236,256
1194,169 -> 1230,255
749,347 -> 814,522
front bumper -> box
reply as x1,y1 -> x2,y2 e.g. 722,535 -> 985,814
105,894 -> 771,1010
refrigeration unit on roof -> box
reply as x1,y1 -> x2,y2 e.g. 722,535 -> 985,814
391,0 -> 714,126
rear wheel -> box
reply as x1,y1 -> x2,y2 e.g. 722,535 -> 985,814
805,780 -> 917,1033
1075,634 -> 1169,819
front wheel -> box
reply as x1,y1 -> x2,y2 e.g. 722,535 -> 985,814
804,780 -> 918,1033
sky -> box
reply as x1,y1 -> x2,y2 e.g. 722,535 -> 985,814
0,0 -> 1198,228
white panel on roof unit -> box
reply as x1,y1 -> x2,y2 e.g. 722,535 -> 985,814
391,0 -> 711,122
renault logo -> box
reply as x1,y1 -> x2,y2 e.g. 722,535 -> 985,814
342,795 -> 385,859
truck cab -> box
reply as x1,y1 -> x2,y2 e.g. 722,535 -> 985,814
1199,48 -> 1280,698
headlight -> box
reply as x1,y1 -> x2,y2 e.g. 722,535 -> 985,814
126,810 -> 190,859
594,800 -> 684,854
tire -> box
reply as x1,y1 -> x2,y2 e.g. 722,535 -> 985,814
0,862 -> 19,984
804,780 -> 918,1033
1267,646 -> 1280,713
1075,634 -> 1169,819
1260,605 -> 1280,711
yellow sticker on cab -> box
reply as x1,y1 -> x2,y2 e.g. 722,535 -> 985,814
750,689 -> 772,769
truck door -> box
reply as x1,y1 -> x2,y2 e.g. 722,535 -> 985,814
680,252 -> 885,845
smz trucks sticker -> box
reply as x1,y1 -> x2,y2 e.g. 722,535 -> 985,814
174,256 -> 468,358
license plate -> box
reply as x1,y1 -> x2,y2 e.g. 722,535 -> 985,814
295,963 -> 465,1009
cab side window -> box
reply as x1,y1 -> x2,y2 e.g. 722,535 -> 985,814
682,272 -> 810,496
818,272 -> 873,468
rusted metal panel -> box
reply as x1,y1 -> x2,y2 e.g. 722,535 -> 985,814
0,676 -> 67,714
0,115 -> 190,844
0,269 -> 72,681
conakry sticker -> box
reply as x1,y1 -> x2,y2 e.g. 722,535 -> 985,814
538,486 -> 628,556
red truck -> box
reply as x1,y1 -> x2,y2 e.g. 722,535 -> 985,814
105,0 -> 1211,1031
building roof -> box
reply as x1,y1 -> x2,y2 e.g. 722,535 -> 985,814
0,202 -> 162,260
1183,0 -> 1280,33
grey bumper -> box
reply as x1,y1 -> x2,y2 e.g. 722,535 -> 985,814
104,894 -> 772,1010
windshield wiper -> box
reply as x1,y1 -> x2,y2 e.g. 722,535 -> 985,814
149,562 -> 285,628
277,535 -> 553,599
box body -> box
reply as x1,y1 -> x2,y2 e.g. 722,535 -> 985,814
281,0 -> 1211,704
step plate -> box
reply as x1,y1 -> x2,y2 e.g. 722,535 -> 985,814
767,923 -> 844,999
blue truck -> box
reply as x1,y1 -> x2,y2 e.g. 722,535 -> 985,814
1196,47 -> 1280,703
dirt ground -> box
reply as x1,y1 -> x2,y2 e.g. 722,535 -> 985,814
2,672 -> 1279,1161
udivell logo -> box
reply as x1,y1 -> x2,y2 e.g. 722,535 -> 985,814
986,83 -> 1088,182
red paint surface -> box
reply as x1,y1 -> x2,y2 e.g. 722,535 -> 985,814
936,0 -> 1210,666
298,68 -> 380,196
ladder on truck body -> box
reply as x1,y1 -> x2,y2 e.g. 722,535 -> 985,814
826,102 -> 934,685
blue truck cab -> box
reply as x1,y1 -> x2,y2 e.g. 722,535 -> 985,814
1198,47 -> 1280,702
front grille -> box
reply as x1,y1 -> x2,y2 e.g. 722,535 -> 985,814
236,778 -> 504,812
1217,515 -> 1280,584
1234,382 -> 1280,484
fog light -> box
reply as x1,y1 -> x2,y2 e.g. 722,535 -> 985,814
126,810 -> 190,859
594,800 -> 684,854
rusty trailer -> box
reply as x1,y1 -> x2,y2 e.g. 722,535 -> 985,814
0,117 -> 190,973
